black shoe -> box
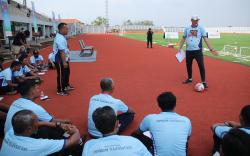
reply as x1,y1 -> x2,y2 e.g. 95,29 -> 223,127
182,79 -> 192,84
202,82 -> 208,88
65,85 -> 75,91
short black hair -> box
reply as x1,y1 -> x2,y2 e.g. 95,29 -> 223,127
157,92 -> 176,111
12,110 -> 35,134
92,106 -> 117,135
222,129 -> 250,156
240,105 -> 250,126
58,23 -> 67,30
100,78 -> 113,92
18,79 -> 41,96
24,30 -> 30,37
33,49 -> 39,55
18,54 -> 28,63
10,61 -> 21,68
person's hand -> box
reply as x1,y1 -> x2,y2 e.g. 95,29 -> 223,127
67,125 -> 79,134
211,49 -> 219,56
225,121 -> 241,128
63,62 -> 68,68
60,123 -> 72,131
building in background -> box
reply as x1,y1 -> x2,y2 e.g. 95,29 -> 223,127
0,0 -> 56,44
60,19 -> 85,36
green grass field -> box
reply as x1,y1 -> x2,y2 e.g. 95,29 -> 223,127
121,33 -> 250,66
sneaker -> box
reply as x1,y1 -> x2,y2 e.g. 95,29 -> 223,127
65,85 -> 75,91
182,79 -> 192,84
213,151 -> 220,156
57,91 -> 69,96
202,82 -> 208,88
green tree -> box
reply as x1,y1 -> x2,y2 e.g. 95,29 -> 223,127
91,17 -> 108,26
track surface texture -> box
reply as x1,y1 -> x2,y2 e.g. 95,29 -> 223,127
2,34 -> 250,156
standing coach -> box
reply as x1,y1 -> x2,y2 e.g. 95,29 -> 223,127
178,15 -> 218,88
53,23 -> 74,96
147,28 -> 153,48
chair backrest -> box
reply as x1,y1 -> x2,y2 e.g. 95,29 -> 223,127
79,40 -> 85,49
81,40 -> 86,47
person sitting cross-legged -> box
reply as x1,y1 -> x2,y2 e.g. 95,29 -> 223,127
0,61 -> 21,95
132,92 -> 192,156
211,104 -> 250,156
4,79 -> 73,138
13,54 -> 40,83
30,50 -> 46,71
0,110 -> 82,156
88,78 -> 135,138
83,106 -> 151,156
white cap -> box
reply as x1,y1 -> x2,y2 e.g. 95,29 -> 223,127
191,15 -> 200,20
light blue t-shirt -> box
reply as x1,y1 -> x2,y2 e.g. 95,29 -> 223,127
183,25 -> 207,51
4,98 -> 53,133
88,94 -> 129,138
13,65 -> 31,77
30,55 -> 44,65
0,68 -> 13,87
82,135 -> 151,156
0,129 -> 65,156
140,112 -> 192,156
215,125 -> 250,139
53,33 -> 70,63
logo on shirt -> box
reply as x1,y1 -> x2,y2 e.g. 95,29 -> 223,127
93,145 -> 133,154
189,30 -> 198,37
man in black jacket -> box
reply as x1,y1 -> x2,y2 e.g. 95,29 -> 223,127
147,28 -> 153,48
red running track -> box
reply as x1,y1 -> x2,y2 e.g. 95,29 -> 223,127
2,34 -> 250,156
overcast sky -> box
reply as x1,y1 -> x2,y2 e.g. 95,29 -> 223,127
19,0 -> 250,26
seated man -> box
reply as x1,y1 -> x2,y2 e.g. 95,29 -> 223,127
83,106 -> 151,156
221,129 -> 250,156
0,61 -> 21,95
26,48 -> 39,72
12,30 -> 30,58
0,110 -> 81,156
211,104 -> 250,156
13,54 -> 40,83
134,92 -> 192,156
88,78 -> 135,138
30,50 -> 45,71
48,52 -> 55,69
4,79 -> 73,139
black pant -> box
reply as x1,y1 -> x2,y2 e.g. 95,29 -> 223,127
0,85 -> 12,95
32,126 -> 83,156
65,62 -> 70,87
131,131 -> 154,154
147,38 -> 153,48
117,112 -> 135,133
212,132 -> 222,154
55,62 -> 67,92
186,50 -> 206,82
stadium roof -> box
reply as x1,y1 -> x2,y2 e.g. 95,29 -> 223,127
60,19 -> 84,24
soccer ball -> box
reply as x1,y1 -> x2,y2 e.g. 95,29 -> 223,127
195,83 -> 205,92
